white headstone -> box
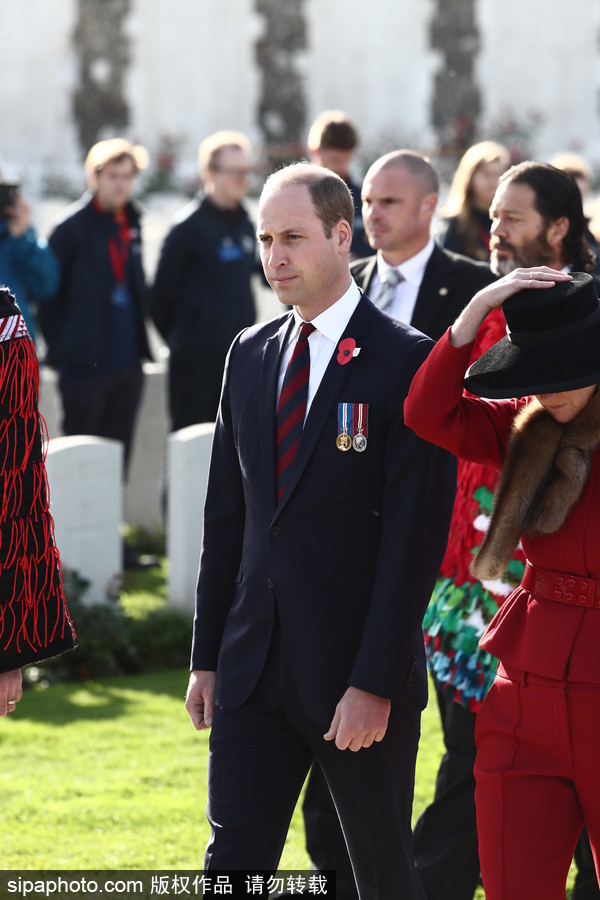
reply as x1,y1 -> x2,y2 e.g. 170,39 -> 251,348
167,423 -> 215,611
45,436 -> 123,606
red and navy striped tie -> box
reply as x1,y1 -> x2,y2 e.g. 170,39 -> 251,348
276,321 -> 316,503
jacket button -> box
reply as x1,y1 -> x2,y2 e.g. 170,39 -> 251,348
270,526 -> 280,537
266,578 -> 274,589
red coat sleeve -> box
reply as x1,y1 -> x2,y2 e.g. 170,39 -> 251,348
404,327 -> 523,470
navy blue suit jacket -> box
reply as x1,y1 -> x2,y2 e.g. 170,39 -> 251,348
351,245 -> 494,341
191,294 -> 456,725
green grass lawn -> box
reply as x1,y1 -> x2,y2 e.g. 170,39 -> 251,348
0,553 -> 578,896
0,667 -> 444,870
0,668 -> 582,896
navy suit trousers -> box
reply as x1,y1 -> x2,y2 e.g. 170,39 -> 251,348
205,620 -> 426,900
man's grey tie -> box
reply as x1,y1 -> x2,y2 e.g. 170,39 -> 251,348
375,268 -> 404,312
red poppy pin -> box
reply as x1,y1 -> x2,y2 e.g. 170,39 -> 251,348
337,337 -> 361,366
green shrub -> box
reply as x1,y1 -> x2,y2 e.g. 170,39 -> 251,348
26,563 -> 190,684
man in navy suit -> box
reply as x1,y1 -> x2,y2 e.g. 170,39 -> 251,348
303,151 -> 493,898
185,162 -> 456,899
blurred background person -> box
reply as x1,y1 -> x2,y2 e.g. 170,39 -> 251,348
43,139 -> 152,481
307,109 -> 373,259
442,141 -> 510,262
550,151 -> 600,275
0,174 -> 59,344
151,130 -> 256,431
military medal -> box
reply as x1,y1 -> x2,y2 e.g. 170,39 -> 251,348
336,403 -> 352,451
352,403 -> 368,452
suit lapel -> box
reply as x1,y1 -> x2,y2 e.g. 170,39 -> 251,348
353,256 -> 378,300
259,313 -> 294,512
273,296 -> 375,520
410,245 -> 453,335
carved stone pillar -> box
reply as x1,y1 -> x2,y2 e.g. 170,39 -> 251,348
254,0 -> 307,168
430,0 -> 481,156
72,0 -> 131,156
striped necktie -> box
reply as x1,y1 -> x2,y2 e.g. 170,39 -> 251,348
375,268 -> 404,312
276,321 -> 316,503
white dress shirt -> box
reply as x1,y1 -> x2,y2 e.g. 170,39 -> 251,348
277,280 -> 361,421
370,239 -> 435,324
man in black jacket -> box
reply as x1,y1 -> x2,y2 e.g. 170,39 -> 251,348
352,149 -> 493,340
151,131 -> 257,431
45,138 -> 152,476
302,149 -> 494,900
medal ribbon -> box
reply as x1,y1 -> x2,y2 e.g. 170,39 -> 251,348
338,403 -> 354,437
353,403 -> 368,437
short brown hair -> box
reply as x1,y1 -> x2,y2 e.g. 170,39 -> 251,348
85,138 -> 148,179
198,130 -> 252,174
307,110 -> 358,153
262,162 -> 354,238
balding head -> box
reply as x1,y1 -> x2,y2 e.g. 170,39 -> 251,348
261,161 -> 354,237
365,150 -> 439,198
361,151 -> 439,265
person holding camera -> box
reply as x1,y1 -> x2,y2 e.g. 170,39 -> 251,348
0,180 -> 60,344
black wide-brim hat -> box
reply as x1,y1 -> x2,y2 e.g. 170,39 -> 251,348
464,272 -> 600,398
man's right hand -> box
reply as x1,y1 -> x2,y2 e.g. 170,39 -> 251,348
185,670 -> 216,730
450,266 -> 572,348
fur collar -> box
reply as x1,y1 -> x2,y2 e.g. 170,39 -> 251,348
471,387 -> 600,580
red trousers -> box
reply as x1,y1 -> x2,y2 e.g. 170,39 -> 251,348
474,663 -> 600,900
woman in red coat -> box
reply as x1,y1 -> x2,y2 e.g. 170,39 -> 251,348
405,267 -> 600,900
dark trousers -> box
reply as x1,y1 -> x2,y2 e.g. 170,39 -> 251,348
303,765 -> 358,900
301,682 -> 477,900
205,624 -> 426,900
168,350 -> 225,431
412,684 -> 480,900
58,363 -> 143,476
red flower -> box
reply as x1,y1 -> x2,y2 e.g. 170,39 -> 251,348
337,337 -> 359,365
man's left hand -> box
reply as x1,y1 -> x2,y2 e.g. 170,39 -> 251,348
323,686 -> 391,751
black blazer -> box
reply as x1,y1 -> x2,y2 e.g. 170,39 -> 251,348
351,244 -> 494,340
191,294 -> 456,724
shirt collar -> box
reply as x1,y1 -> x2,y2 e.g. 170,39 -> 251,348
289,279 -> 361,345
377,238 -> 435,287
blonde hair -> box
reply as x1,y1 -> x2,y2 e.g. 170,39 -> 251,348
198,131 -> 252,174
443,141 -> 510,218
549,152 -> 594,193
442,141 -> 510,260
85,138 -> 148,180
